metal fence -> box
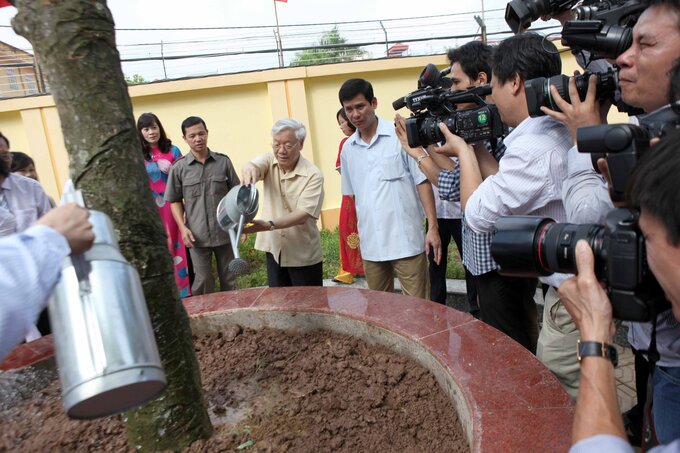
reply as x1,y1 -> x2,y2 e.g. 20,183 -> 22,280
0,8 -> 562,99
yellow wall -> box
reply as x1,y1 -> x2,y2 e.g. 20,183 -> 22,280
0,50 -> 623,230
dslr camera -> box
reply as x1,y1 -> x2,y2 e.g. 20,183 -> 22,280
525,67 -> 624,117
491,208 -> 668,322
393,64 -> 504,148
577,102 -> 680,201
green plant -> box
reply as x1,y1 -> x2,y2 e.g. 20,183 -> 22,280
231,227 -> 466,289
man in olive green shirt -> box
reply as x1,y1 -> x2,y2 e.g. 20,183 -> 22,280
242,118 -> 324,286
165,116 -> 240,294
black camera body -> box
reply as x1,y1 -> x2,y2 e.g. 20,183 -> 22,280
394,64 -> 503,148
491,208 -> 669,322
561,0 -> 645,59
505,0 -> 643,35
577,103 -> 680,201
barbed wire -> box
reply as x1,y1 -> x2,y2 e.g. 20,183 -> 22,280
0,9 -> 565,96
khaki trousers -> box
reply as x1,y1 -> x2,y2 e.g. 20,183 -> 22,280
363,252 -> 429,300
189,244 -> 235,295
537,286 -> 581,400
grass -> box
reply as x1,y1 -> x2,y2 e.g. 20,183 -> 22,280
234,228 -> 466,289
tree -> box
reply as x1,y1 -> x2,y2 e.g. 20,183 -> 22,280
125,73 -> 147,85
290,26 -> 367,67
12,1 -> 212,451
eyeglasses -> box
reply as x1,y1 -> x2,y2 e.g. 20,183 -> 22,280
272,142 -> 298,152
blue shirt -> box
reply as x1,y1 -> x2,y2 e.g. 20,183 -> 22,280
570,435 -> 680,453
0,225 -> 69,361
340,116 -> 427,261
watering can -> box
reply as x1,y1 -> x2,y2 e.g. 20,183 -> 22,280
48,184 -> 166,419
216,184 -> 259,275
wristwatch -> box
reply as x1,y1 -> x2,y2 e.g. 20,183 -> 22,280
268,220 -> 276,231
577,340 -> 618,367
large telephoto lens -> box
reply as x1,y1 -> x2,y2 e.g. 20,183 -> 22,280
491,216 -> 605,278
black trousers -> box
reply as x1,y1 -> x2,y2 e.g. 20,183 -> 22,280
427,218 -> 478,312
266,253 -> 323,287
476,270 -> 539,353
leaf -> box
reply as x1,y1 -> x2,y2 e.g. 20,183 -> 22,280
236,440 -> 254,450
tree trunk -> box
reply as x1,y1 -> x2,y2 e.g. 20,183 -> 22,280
12,1 -> 213,450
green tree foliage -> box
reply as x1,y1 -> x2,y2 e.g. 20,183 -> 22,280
290,26 -> 367,67
125,73 -> 146,85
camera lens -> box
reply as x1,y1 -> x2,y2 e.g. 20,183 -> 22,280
491,216 -> 605,278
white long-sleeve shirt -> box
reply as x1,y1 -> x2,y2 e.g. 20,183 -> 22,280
0,225 -> 69,361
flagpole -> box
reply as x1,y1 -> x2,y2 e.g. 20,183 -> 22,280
273,0 -> 284,67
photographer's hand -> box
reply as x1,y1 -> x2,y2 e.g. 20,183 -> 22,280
558,240 -> 615,342
394,114 -> 426,159
433,122 -> 469,157
540,74 -> 609,142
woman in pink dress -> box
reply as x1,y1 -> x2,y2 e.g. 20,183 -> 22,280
137,113 -> 191,297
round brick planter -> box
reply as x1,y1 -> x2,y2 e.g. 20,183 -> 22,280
2,287 -> 573,452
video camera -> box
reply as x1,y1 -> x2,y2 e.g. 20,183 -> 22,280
491,208 -> 669,322
393,64 -> 504,148
562,0 -> 646,59
577,102 -> 680,201
505,0 -> 644,35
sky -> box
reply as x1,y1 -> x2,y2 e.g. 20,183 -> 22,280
0,0 -> 562,81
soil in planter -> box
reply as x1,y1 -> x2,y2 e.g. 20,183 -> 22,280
0,327 -> 468,452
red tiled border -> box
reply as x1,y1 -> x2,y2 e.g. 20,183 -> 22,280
2,287 -> 573,452
186,287 -> 574,452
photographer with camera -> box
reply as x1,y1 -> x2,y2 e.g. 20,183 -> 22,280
560,130 -> 680,453
542,0 -> 680,444
421,41 -> 497,313
398,33 -> 574,363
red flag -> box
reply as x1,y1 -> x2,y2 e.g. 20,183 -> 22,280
274,0 -> 288,2
0,1 -> 13,8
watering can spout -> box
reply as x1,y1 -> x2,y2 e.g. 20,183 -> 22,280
216,184 -> 260,276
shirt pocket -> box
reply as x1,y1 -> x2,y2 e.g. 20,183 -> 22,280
379,153 -> 406,181
182,177 -> 202,200
211,176 -> 230,200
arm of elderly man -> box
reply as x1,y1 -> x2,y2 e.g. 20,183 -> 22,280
242,153 -> 323,234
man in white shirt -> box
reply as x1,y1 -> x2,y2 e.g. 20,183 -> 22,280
398,33 -> 576,392
544,0 -> 680,440
338,78 -> 441,300
0,203 -> 94,361
562,129 -> 680,453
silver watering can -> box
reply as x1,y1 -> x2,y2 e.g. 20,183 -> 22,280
216,184 -> 259,275
48,185 -> 166,419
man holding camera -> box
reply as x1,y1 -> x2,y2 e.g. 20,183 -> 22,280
560,130 -> 680,453
543,0 -> 680,443
338,78 -> 441,300
423,41 -> 495,312
397,33 -> 573,363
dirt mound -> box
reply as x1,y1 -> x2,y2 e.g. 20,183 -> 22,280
1,327 -> 468,452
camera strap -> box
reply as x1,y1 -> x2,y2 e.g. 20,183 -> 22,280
641,315 -> 660,451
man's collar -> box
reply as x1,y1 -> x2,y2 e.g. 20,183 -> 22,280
349,116 -> 389,146
274,155 -> 308,178
1,173 -> 13,190
186,149 -> 214,164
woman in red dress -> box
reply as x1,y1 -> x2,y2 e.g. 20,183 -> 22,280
333,108 -> 364,283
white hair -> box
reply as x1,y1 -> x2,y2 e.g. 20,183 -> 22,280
271,118 -> 307,143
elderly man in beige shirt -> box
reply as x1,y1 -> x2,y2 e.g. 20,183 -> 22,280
242,118 -> 324,287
